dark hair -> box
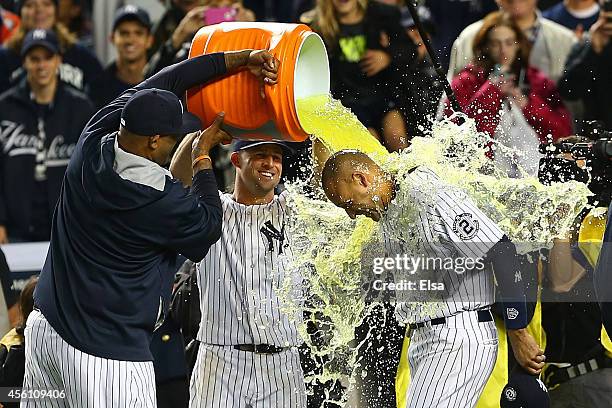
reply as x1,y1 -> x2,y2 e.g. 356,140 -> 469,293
15,276 -> 38,339
321,149 -> 374,193
472,11 -> 531,77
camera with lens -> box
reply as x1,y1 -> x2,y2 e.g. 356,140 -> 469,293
538,121 -> 612,206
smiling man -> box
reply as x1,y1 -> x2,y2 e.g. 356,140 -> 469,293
321,150 -> 545,408
0,28 -> 93,243
182,140 -> 307,408
89,5 -> 153,109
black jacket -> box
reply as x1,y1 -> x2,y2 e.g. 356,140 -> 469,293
0,79 -> 94,240
558,40 -> 612,130
34,53 -> 226,362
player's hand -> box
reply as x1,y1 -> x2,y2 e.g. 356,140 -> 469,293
510,87 -> 528,110
234,2 -> 256,22
589,11 -> 612,54
247,50 -> 279,99
360,49 -> 391,77
172,6 -> 208,49
508,328 -> 546,375
192,112 -> 232,158
491,73 -> 516,97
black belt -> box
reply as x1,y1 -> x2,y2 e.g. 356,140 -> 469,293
233,344 -> 288,354
543,353 -> 612,389
409,309 -> 493,330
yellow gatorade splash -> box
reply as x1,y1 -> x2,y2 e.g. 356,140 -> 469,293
282,97 -> 591,406
296,94 -> 390,164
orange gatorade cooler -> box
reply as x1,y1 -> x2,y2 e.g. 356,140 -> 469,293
187,22 -> 329,142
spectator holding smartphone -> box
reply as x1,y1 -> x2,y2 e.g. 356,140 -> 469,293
559,0 -> 612,129
448,0 -> 576,84
150,0 -> 202,59
147,0 -> 254,76
445,12 -> 572,176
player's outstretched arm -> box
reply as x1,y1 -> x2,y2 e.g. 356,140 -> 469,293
141,49 -> 278,99
170,112 -> 232,186
170,130 -> 202,187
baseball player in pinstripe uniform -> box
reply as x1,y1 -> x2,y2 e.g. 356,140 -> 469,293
22,50 -> 279,407
321,150 -> 545,408
189,140 -> 306,408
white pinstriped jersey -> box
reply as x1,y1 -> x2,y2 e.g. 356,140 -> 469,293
196,191 -> 302,347
381,167 -> 505,324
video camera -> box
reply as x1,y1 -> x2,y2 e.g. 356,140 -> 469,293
538,121 -> 612,205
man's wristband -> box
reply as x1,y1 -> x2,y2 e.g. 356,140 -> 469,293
192,154 -> 212,168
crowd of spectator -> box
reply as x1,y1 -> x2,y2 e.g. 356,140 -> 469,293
0,0 -> 607,242
0,0 -> 611,406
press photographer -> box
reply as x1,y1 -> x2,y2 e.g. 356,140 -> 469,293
537,122 -> 612,407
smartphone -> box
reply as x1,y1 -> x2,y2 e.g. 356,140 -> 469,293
204,6 -> 237,25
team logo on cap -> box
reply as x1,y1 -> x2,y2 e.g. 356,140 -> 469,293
32,29 -> 47,40
504,387 -> 517,401
123,4 -> 138,13
506,308 -> 519,320
453,213 -> 479,240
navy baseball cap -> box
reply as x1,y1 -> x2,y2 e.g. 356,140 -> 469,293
233,140 -> 296,155
500,369 -> 550,408
121,89 -> 202,137
112,5 -> 152,31
21,29 -> 60,58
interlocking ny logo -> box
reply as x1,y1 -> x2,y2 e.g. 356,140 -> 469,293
32,29 -> 47,40
260,221 -> 286,254
123,5 -> 138,14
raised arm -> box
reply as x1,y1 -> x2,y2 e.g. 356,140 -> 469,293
83,50 -> 278,141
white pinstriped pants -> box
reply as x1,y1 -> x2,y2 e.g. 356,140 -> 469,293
21,310 -> 157,408
189,343 -> 307,408
404,310 -> 498,408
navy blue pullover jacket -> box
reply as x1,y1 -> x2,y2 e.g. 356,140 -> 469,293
34,53 -> 227,361
0,79 -> 94,240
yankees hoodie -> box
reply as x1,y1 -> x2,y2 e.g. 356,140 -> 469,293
0,79 -> 94,240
